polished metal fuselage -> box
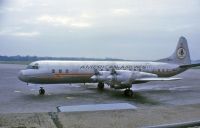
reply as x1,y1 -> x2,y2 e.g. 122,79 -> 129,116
18,60 -> 186,84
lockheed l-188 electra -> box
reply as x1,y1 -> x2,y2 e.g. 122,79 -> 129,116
18,37 -> 200,97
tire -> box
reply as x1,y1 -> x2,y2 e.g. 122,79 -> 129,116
124,89 -> 133,97
127,90 -> 133,97
98,82 -> 104,90
39,88 -> 45,95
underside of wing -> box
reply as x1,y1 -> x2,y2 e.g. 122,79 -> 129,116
135,77 -> 182,82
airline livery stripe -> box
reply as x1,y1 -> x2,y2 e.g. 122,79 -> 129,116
52,73 -> 93,78
54,73 -> 93,76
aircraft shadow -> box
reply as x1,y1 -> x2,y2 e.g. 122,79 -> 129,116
86,87 -> 160,105
21,85 -> 160,105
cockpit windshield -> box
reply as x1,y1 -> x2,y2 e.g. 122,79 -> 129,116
26,63 -> 39,69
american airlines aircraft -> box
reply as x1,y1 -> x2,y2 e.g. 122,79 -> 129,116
18,37 -> 200,96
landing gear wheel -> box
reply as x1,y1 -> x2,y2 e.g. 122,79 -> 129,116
39,87 -> 45,95
98,82 -> 104,90
124,89 -> 133,97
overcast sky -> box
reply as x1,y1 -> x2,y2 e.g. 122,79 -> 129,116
0,0 -> 200,60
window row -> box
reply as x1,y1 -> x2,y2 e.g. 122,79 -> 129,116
52,69 -> 69,73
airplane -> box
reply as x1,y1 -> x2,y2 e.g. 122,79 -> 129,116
18,36 -> 200,96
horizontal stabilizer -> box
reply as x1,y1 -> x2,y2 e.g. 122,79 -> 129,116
179,63 -> 200,68
135,77 -> 182,82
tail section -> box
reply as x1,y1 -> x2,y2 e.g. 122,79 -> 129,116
156,36 -> 191,65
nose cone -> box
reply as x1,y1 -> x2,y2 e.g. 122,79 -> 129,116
18,70 -> 27,82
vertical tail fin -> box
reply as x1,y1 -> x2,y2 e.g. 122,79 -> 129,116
156,36 -> 191,65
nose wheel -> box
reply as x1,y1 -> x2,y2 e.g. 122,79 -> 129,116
98,82 -> 105,90
39,87 -> 45,95
124,89 -> 133,97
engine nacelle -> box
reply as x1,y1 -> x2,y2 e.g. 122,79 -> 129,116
106,70 -> 133,84
91,69 -> 158,89
90,71 -> 110,82
132,71 -> 158,79
106,70 -> 157,89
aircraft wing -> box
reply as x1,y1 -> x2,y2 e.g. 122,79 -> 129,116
135,77 -> 182,82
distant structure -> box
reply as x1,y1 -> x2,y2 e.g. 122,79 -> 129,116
0,55 -> 126,61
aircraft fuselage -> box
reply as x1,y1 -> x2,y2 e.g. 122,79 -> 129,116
18,60 -> 186,84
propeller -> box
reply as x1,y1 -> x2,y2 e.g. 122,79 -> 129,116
94,69 -> 100,75
110,68 -> 117,75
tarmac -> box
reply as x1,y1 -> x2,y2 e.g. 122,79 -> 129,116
0,63 -> 200,128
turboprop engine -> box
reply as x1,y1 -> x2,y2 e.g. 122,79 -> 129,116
90,70 -> 110,82
107,70 -> 158,89
91,69 -> 158,89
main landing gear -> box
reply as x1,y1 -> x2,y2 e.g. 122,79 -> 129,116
124,89 -> 133,97
39,87 -> 45,95
98,82 -> 105,90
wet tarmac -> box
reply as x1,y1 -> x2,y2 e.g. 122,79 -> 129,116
0,64 -> 200,113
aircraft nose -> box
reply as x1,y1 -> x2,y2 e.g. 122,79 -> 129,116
18,70 -> 26,82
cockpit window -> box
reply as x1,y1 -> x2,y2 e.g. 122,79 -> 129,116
26,63 -> 39,69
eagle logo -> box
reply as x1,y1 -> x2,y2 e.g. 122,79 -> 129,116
177,47 -> 186,59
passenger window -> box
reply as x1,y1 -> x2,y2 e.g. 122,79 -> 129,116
52,69 -> 55,73
59,69 -> 62,73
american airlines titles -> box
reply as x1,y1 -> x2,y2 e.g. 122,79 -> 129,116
80,64 -> 151,71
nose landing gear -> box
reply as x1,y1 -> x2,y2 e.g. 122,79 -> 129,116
39,87 -> 45,95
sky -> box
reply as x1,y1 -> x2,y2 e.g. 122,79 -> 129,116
0,0 -> 200,60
